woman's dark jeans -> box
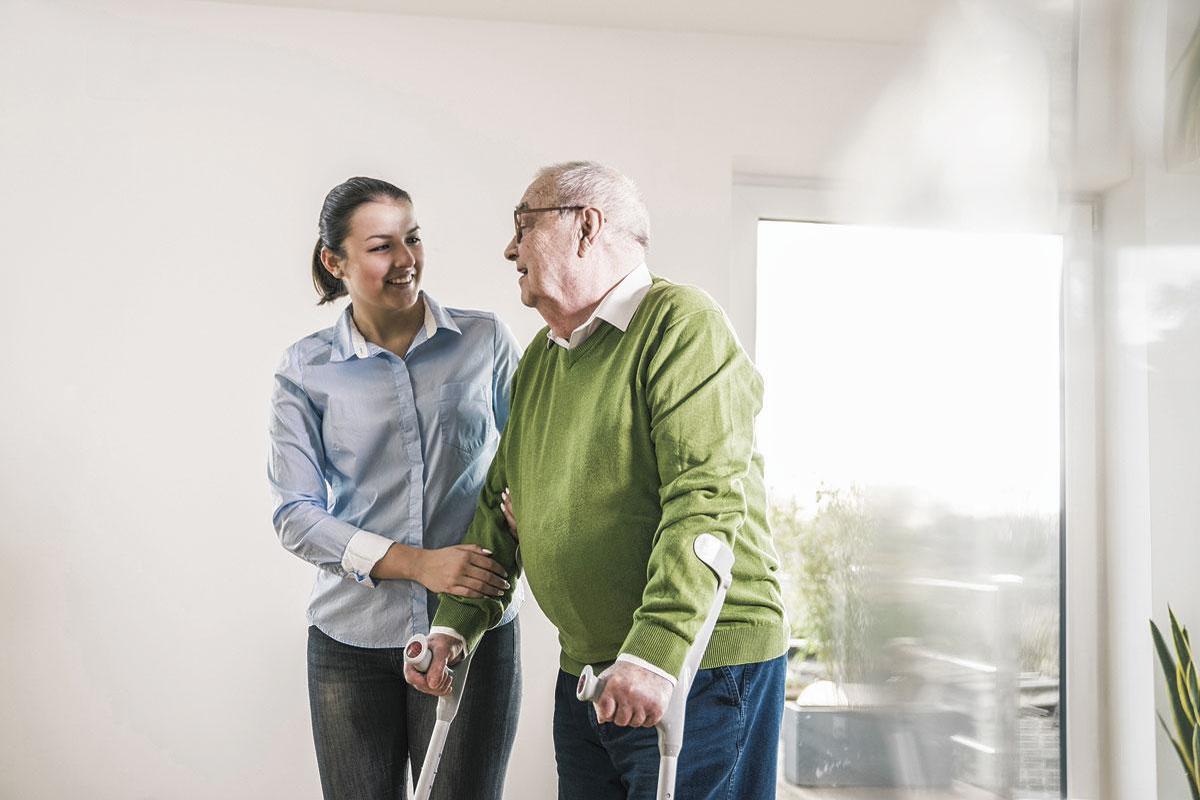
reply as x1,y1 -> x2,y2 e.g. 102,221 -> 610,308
307,621 -> 521,800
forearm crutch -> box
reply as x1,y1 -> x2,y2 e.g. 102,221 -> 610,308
576,532 -> 735,800
403,633 -> 476,800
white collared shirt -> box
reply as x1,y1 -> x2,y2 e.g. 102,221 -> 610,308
347,299 -> 438,359
545,263 -> 653,351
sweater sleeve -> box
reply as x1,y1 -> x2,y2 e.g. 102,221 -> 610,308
620,307 -> 763,677
431,369 -> 524,654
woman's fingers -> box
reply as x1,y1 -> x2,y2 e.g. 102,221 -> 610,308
467,553 -> 508,577
466,565 -> 509,592
501,487 -> 518,539
461,575 -> 500,597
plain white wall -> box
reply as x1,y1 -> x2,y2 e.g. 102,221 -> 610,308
0,1 -> 905,797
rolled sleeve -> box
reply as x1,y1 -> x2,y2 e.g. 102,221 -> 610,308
341,530 -> 395,588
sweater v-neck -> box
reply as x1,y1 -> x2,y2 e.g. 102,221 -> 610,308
557,322 -> 616,369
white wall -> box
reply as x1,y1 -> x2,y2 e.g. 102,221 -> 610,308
0,1 -> 905,797
1099,1 -> 1200,798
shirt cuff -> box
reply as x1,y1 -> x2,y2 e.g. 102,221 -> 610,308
616,653 -> 678,687
341,531 -> 394,588
429,626 -> 469,654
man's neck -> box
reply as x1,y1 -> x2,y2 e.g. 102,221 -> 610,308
546,297 -> 604,341
543,261 -> 636,340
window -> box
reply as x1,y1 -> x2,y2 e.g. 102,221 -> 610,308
733,184 -> 1092,800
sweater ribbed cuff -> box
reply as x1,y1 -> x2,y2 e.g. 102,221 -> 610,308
431,598 -> 490,655
620,621 -> 691,679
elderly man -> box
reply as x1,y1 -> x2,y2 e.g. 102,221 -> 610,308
407,162 -> 789,799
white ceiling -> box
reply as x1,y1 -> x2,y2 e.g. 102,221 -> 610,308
210,0 -> 955,44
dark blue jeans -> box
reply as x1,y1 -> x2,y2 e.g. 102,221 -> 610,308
553,655 -> 786,800
307,621 -> 520,800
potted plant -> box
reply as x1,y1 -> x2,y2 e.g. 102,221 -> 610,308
1151,607 -> 1200,799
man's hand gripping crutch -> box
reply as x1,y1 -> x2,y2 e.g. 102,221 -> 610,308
402,632 -> 475,800
576,533 -> 735,800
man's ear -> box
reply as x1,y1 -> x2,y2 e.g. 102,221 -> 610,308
320,246 -> 343,279
577,207 -> 605,257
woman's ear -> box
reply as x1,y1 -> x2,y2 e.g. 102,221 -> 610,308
320,247 -> 343,279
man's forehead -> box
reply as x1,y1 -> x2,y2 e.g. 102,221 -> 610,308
518,179 -> 553,208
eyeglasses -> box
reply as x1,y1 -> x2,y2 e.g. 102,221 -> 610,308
513,206 -> 585,244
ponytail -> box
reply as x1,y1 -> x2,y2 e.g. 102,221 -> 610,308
311,238 -> 346,305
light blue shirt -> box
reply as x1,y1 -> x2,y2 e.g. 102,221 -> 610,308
268,292 -> 522,648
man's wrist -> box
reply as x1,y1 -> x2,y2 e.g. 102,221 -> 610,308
429,626 -> 468,655
616,653 -> 677,687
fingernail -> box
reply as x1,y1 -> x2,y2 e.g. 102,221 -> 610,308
503,581 -> 511,589
482,549 -> 493,555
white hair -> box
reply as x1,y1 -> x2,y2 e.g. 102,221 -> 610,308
535,161 -> 650,253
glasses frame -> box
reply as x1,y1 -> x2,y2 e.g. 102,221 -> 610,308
513,205 -> 586,244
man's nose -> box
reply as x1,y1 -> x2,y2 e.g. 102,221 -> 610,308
504,236 -> 518,262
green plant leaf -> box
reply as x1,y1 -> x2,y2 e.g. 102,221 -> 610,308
1170,610 -> 1198,728
1190,660 -> 1200,725
1154,619 -> 1196,753
1193,721 -> 1200,798
1183,665 -> 1198,728
1184,628 -> 1200,722
1161,712 -> 1200,800
1173,608 -> 1190,672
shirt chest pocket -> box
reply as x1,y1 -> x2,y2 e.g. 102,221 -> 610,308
437,382 -> 491,456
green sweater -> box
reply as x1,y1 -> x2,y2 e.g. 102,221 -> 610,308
433,277 -> 789,677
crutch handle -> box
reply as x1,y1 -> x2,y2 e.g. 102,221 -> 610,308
576,665 -> 605,702
404,633 -> 433,673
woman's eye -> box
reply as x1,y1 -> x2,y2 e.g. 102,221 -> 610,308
407,236 -> 422,245
370,244 -> 390,252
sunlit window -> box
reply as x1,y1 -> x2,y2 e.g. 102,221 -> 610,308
759,220 -> 1063,800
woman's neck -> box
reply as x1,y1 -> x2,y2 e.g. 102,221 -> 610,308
351,296 -> 426,356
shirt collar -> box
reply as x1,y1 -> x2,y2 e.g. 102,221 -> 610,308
421,291 -> 462,338
331,292 -> 458,362
547,263 -> 653,350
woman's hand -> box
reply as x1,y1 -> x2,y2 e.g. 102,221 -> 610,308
501,487 -> 518,541
413,544 -> 509,598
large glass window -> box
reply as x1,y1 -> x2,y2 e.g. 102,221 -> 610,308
760,220 -> 1063,799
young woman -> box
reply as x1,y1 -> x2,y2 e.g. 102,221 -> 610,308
268,177 -> 521,800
